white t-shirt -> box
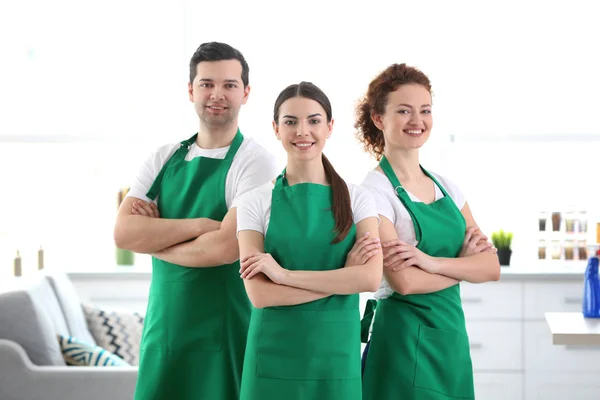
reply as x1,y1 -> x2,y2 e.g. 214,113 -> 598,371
361,170 -> 466,299
126,136 -> 280,209
236,182 -> 378,236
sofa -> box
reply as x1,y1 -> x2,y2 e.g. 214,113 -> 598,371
0,272 -> 138,400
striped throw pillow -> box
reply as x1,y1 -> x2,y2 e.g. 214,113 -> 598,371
57,334 -> 130,367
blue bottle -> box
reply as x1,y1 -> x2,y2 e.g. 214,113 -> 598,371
582,253 -> 600,318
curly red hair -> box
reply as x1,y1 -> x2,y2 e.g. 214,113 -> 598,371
355,63 -> 432,160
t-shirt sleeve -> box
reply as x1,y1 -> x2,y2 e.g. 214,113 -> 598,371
236,187 -> 268,235
125,144 -> 178,203
350,185 -> 379,224
361,182 -> 395,225
231,146 -> 279,209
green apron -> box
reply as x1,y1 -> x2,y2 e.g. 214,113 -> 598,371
361,156 -> 474,400
134,130 -> 251,400
240,173 -> 362,400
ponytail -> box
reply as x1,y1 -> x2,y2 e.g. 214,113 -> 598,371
322,154 -> 353,243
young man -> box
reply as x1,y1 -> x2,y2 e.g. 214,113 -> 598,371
114,42 -> 279,400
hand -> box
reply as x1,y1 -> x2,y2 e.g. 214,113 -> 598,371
459,226 -> 496,257
382,239 -> 439,273
240,252 -> 288,284
132,200 -> 160,218
345,232 -> 381,267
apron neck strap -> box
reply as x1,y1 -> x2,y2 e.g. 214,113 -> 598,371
273,169 -> 287,189
223,129 -> 244,161
147,130 -> 244,201
379,156 -> 449,199
379,155 -> 411,202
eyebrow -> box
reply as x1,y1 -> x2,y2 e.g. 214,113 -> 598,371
396,103 -> 432,108
282,113 -> 323,119
198,78 -> 241,84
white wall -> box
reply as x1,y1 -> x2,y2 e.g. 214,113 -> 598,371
1,0 -> 599,274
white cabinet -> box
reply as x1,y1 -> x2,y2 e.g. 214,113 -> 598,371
524,321 -> 600,372
474,373 -> 523,400
462,279 -> 599,400
462,281 -> 523,319
467,321 -> 522,371
524,281 -> 584,320
70,272 -> 596,400
525,372 -> 600,400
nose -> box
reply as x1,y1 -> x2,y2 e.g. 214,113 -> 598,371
409,111 -> 422,125
296,120 -> 310,136
210,86 -> 224,101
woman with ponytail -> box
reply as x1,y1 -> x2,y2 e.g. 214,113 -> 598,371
236,81 -> 383,399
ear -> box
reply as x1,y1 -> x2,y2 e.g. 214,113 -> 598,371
272,121 -> 281,140
241,84 -> 251,105
188,82 -> 194,103
327,118 -> 334,139
371,112 -> 384,131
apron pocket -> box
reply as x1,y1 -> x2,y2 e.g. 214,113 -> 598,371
256,308 -> 360,380
143,281 -> 226,353
413,325 -> 474,399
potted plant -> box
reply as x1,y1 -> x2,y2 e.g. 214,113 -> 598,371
491,229 -> 513,266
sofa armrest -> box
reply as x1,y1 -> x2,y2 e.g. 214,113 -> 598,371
0,339 -> 138,400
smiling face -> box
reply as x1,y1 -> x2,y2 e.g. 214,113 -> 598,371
372,83 -> 432,151
273,96 -> 333,162
188,59 -> 250,127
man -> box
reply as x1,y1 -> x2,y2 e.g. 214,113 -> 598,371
114,42 -> 278,400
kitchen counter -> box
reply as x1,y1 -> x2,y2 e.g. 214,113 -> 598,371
545,312 -> 600,345
64,262 -> 589,281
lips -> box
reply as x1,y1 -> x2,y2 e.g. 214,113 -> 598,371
206,105 -> 228,112
292,141 -> 315,150
404,129 -> 424,137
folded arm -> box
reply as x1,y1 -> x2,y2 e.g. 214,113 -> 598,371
280,217 -> 383,295
434,202 -> 501,283
379,216 -> 461,295
113,197 -> 220,254
238,230 -> 331,309
152,207 -> 241,267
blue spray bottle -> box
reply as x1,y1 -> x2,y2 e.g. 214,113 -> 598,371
582,250 -> 600,318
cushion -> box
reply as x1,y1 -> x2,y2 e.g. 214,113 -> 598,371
57,334 -> 129,366
83,304 -> 144,365
27,275 -> 70,337
0,277 -> 66,365
45,272 -> 96,345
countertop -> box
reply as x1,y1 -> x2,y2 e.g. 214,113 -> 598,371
63,261 -> 589,281
545,312 -> 600,345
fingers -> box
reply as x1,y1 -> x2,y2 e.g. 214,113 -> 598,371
240,255 -> 263,271
357,240 -> 381,258
463,226 -> 477,246
485,246 -> 498,254
473,241 -> 493,254
399,258 -> 417,270
357,231 -> 372,245
382,239 -> 407,248
132,200 -> 157,217
241,252 -> 263,263
352,234 -> 377,253
362,249 -> 381,263
132,201 -> 150,216
384,251 -> 412,268
382,244 -> 411,259
469,233 -> 486,247
150,202 -> 160,218
240,261 -> 260,279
